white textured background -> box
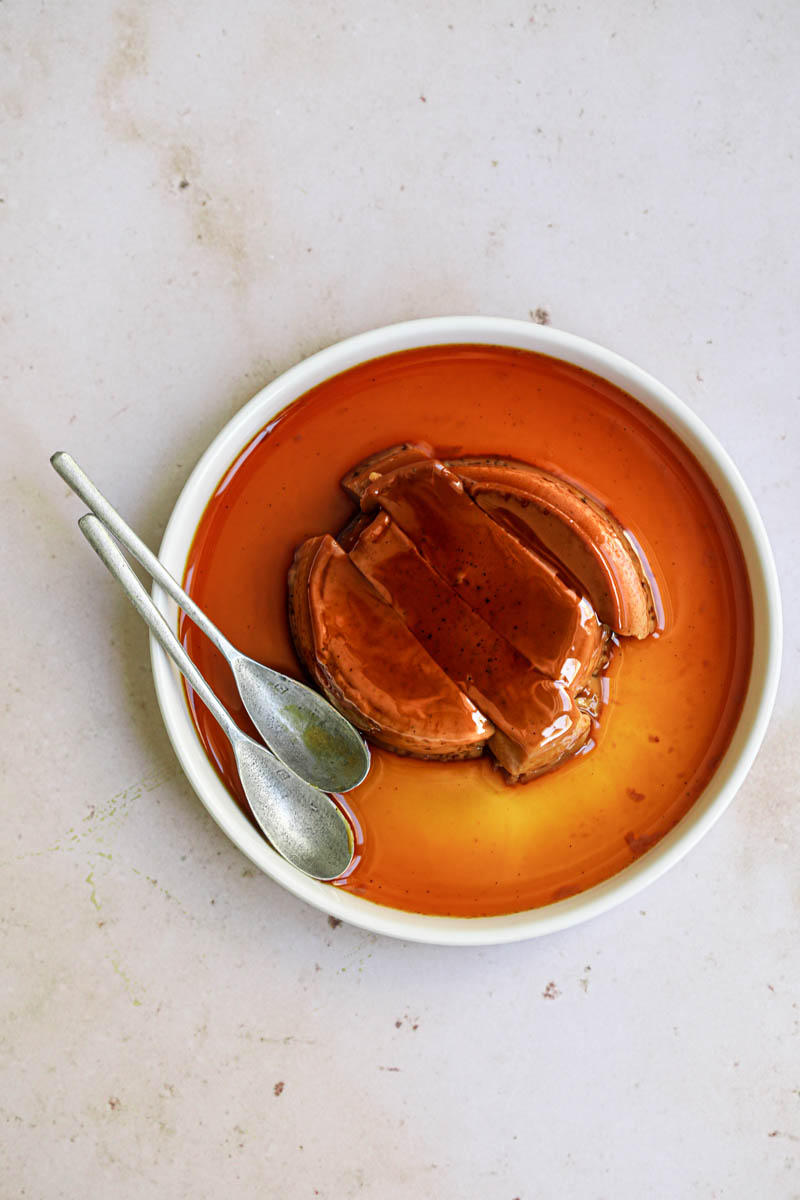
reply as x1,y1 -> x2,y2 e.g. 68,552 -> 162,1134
2,2 -> 798,1197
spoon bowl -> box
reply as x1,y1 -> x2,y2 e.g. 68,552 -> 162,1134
234,738 -> 353,880
231,654 -> 370,794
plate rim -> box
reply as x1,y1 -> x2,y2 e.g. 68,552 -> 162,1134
150,316 -> 783,945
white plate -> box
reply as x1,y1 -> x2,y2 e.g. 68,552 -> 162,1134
150,317 -> 782,945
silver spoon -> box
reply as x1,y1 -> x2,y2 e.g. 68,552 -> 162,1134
78,514 -> 354,880
51,451 -> 370,794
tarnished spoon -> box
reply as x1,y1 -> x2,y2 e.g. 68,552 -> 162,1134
78,514 -> 354,880
51,451 -> 370,794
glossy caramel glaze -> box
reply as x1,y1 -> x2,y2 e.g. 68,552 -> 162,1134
180,345 -> 753,917
348,512 -> 590,779
294,534 -> 491,758
453,458 -> 657,637
362,460 -> 601,682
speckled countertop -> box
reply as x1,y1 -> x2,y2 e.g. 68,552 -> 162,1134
2,3 -> 799,1197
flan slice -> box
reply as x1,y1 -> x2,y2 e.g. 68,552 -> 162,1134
360,459 -> 603,686
449,457 -> 656,638
288,535 -> 492,760
349,514 -> 591,781
341,442 -> 435,504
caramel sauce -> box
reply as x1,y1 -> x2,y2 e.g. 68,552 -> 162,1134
180,345 -> 753,917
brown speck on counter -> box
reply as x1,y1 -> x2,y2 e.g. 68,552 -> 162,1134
327,915 -> 342,929
530,307 -> 550,324
179,179 -> 189,189
108,1097 -> 120,1111
542,981 -> 560,1000
274,1081 -> 285,1097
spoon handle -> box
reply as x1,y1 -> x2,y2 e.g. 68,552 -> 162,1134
78,513 -> 241,748
52,452 -> 233,660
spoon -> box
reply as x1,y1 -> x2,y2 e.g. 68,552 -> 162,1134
51,451 -> 370,794
78,514 -> 354,880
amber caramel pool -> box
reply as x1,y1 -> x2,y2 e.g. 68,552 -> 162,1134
180,346 -> 753,917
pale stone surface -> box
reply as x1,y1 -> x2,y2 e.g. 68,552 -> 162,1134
2,2 -> 798,1197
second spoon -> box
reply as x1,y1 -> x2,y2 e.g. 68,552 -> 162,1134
79,514 -> 354,881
